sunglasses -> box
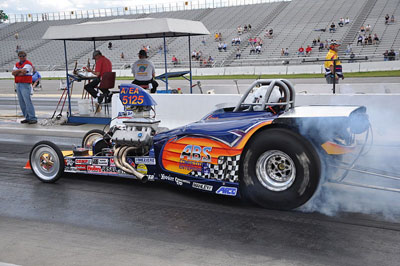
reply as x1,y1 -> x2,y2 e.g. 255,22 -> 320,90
18,55 -> 26,58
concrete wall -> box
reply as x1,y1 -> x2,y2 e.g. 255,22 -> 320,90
109,93 -> 400,145
1,60 -> 399,78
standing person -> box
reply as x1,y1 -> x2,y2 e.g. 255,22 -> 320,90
324,41 -> 343,84
12,51 -> 37,124
84,50 -> 112,103
131,49 -> 158,93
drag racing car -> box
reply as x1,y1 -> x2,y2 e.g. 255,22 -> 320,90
27,79 -> 370,210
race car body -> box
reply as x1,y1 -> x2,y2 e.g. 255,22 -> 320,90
28,80 -> 370,210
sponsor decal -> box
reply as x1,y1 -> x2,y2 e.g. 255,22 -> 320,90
110,158 -> 115,167
101,166 -> 118,173
75,159 -> 92,165
76,165 -> 87,171
135,157 -> 156,165
147,175 -> 155,181
179,159 -> 202,171
180,145 -> 212,163
192,182 -> 213,191
175,177 -> 190,186
87,165 -> 102,173
160,174 -> 175,181
93,158 -> 108,166
216,186 -> 238,196
136,164 -> 148,174
65,158 -> 74,166
127,158 -> 135,167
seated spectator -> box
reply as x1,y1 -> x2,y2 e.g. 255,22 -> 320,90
218,43 -> 223,52
284,48 -> 289,56
268,28 -> 273,38
388,49 -> 396,61
108,42 -> 112,50
305,45 -> 312,56
349,52 -> 355,63
317,37 -> 321,43
172,55 -> 178,65
367,34 -> 373,45
248,37 -> 254,45
236,48 -> 241,59
357,35 -> 363,46
192,50 -> 197,58
366,24 -> 371,32
329,22 -> 336,32
207,56 -> 214,67
157,45 -> 163,54
236,37 -> 241,45
373,33 -> 380,45
218,32 -> 222,41
120,52 -> 124,59
196,50 -> 202,60
248,24 -> 252,31
345,17 -> 350,24
319,42 -> 324,51
249,44 -> 256,55
338,18 -> 344,27
281,48 -> 285,56
244,25 -> 248,32
312,39 -> 317,46
385,14 -> 390,24
360,25 -> 365,32
255,45 -> 262,54
201,37 -> 206,45
345,44 -> 352,55
298,46 -> 305,56
232,38 -> 236,45
237,26 -> 242,35
258,39 -> 263,47
383,50 -> 389,61
214,32 -> 219,41
364,36 -> 368,46
391,15 -> 395,23
222,43 -> 227,52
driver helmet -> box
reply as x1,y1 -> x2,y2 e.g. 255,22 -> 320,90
254,86 -> 282,103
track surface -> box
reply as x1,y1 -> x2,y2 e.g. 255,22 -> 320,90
0,137 -> 399,266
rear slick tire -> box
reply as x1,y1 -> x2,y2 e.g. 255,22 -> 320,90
29,141 -> 64,183
240,128 -> 320,210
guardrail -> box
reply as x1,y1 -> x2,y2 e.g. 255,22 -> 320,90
3,0 -> 290,23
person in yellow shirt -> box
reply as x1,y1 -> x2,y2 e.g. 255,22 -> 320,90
324,41 -> 344,84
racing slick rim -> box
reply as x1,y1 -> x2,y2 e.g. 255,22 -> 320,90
30,144 -> 61,181
82,130 -> 104,149
255,150 -> 296,191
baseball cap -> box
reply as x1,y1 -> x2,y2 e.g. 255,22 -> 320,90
138,49 -> 148,58
18,51 -> 27,57
92,50 -> 102,59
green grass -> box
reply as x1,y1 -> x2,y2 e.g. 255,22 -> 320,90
1,70 -> 399,80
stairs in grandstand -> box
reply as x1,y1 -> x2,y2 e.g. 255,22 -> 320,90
338,0 -> 378,55
222,1 -> 290,66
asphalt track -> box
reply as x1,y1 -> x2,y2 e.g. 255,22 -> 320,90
1,78 -> 400,265
0,136 -> 400,266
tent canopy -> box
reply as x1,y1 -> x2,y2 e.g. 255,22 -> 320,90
42,17 -> 210,41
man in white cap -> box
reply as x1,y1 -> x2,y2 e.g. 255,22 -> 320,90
131,49 -> 158,93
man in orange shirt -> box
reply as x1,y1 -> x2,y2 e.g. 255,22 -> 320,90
84,50 -> 112,103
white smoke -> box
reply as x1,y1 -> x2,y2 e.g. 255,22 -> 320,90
298,90 -> 400,222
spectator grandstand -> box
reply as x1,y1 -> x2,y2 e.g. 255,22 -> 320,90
0,0 -> 399,72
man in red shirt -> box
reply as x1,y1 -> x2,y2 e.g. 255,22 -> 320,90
84,50 -> 112,103
12,51 -> 37,124
298,46 -> 305,56
306,45 -> 312,56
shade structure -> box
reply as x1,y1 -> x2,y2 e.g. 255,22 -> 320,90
42,18 -> 210,41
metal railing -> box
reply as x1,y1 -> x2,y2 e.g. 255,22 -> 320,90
3,0 -> 291,23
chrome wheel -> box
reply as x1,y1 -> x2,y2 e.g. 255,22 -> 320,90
82,129 -> 105,149
255,150 -> 296,191
30,144 -> 61,181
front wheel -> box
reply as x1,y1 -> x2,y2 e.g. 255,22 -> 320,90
240,128 -> 321,210
81,129 -> 105,149
29,141 -> 64,183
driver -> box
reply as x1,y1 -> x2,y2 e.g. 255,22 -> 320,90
253,85 -> 284,113
131,50 -> 159,93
